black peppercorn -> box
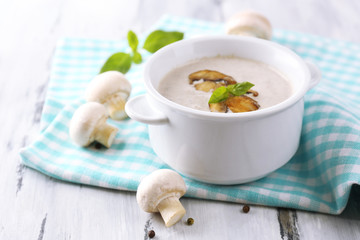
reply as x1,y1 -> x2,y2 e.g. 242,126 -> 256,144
242,205 -> 250,213
186,217 -> 194,225
148,230 -> 155,238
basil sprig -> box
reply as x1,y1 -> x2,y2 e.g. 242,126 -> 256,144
127,30 -> 142,64
143,30 -> 184,53
100,52 -> 132,74
208,82 -> 255,104
127,30 -> 139,52
100,30 -> 184,74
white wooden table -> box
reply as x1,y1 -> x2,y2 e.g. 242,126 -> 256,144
1,0 -> 360,239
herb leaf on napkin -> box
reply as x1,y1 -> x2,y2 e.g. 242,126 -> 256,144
128,30 -> 142,64
132,51 -> 142,64
127,30 -> 139,52
101,30 -> 183,74
100,52 -> 132,74
143,30 -> 184,53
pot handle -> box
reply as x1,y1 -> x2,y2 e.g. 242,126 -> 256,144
306,61 -> 321,90
125,95 -> 168,125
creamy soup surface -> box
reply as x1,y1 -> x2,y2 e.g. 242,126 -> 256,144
157,56 -> 294,112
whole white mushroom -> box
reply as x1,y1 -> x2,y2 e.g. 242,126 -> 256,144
136,169 -> 187,227
85,71 -> 132,120
225,11 -> 272,40
69,102 -> 118,148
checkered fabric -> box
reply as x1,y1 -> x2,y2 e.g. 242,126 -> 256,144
20,15 -> 360,214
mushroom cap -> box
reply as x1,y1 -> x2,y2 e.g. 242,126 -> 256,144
85,71 -> 132,103
225,11 -> 272,40
69,102 -> 108,146
136,169 -> 186,213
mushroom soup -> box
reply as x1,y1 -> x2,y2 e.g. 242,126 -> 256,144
157,56 -> 294,113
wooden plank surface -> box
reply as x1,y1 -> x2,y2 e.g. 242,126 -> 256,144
0,0 -> 359,239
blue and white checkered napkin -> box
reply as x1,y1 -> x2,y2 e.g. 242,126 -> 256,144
20,15 -> 360,214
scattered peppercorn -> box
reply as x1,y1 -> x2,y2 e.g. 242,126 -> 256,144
148,230 -> 155,238
186,217 -> 194,225
242,205 -> 250,213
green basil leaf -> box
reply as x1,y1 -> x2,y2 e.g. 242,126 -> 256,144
143,30 -> 184,53
127,30 -> 138,52
100,52 -> 132,74
132,51 -> 142,64
227,82 -> 254,96
208,82 -> 255,104
208,86 -> 229,104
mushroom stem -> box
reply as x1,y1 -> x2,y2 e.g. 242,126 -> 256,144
157,196 -> 186,227
93,122 -> 118,148
107,95 -> 128,120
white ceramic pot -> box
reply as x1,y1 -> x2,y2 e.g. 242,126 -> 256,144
125,36 -> 321,185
